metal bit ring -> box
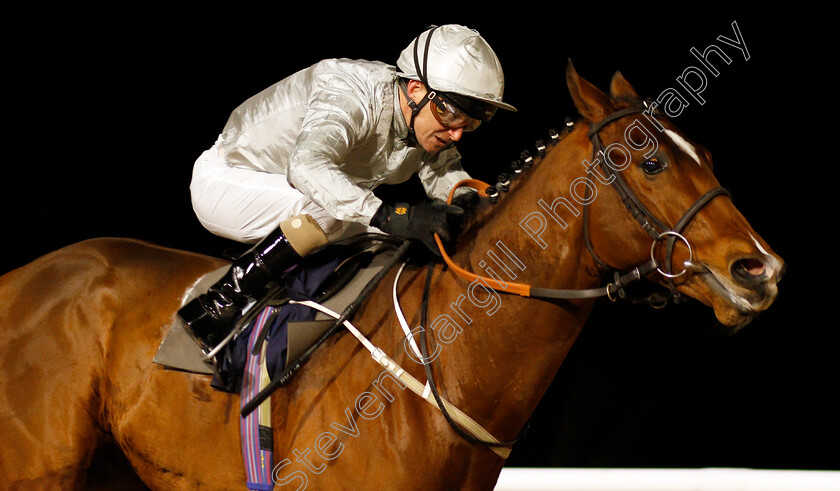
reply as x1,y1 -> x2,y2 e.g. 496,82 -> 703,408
650,231 -> 693,278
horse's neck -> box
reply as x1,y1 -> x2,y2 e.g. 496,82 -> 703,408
464,126 -> 599,290
430,128 -> 604,441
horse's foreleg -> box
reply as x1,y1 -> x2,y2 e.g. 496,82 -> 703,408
108,369 -> 245,490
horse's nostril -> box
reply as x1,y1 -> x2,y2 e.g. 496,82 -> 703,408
740,258 -> 765,276
730,258 -> 767,286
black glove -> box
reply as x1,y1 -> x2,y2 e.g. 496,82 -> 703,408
370,201 -> 465,254
450,189 -> 480,224
451,189 -> 480,211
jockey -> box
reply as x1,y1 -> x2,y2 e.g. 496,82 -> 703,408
178,24 -> 517,362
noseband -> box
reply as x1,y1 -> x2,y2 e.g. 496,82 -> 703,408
582,101 -> 731,302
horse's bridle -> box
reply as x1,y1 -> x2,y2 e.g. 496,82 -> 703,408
582,101 -> 731,303
356,102 -> 735,456
436,102 -> 731,304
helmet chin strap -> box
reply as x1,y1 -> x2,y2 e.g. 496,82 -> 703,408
399,79 -> 426,137
401,25 -> 440,136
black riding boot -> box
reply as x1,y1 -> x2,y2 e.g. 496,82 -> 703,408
178,227 -> 302,356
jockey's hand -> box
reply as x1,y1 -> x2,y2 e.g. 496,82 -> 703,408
370,201 -> 465,255
451,189 -> 480,213
450,189 -> 480,228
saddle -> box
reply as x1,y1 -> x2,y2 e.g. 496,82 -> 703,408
153,235 -> 398,392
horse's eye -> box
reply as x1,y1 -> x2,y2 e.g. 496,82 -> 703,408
642,158 -> 666,175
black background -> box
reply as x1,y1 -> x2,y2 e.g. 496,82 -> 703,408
4,7 -> 835,472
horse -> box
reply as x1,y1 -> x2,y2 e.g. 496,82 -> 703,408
0,61 -> 783,490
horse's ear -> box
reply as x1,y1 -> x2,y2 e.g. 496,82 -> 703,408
566,59 -> 612,123
609,71 -> 640,100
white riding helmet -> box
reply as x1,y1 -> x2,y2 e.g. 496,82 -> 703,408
396,24 -> 517,121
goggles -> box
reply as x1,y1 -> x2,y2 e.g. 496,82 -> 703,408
428,92 -> 482,132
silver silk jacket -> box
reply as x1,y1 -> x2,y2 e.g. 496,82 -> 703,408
217,58 -> 471,225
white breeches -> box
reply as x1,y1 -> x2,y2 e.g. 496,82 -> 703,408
189,143 -> 372,244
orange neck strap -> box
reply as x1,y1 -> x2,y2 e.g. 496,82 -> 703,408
435,179 -> 532,297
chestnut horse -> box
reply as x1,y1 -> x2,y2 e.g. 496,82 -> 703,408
0,63 -> 783,490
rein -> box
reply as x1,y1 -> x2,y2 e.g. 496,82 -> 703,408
435,180 -> 657,302
414,261 -> 531,454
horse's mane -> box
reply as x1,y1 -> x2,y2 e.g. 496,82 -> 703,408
456,94 -> 655,242
457,120 -> 580,242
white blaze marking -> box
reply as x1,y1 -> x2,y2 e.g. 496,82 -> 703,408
749,232 -> 771,257
749,232 -> 780,279
665,129 -> 701,165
